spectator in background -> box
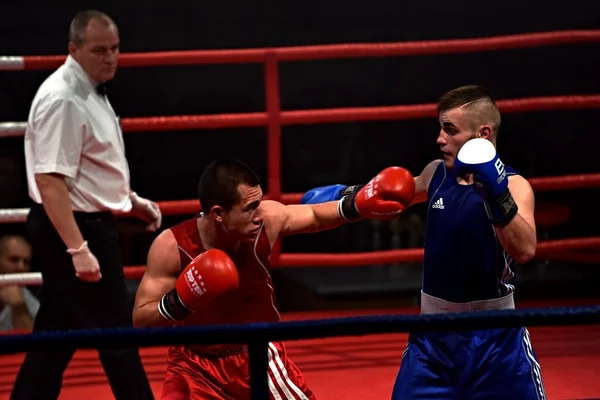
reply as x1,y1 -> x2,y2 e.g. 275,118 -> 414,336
11,9 -> 157,400
0,234 -> 38,331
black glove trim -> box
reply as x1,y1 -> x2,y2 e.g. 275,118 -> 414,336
340,185 -> 364,197
490,189 -> 519,226
338,194 -> 361,223
158,289 -> 193,323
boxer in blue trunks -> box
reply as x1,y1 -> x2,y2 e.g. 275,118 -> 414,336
301,85 -> 546,399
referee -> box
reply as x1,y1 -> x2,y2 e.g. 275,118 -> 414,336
12,10 -> 157,400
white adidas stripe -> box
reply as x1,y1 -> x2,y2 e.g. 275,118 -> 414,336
267,342 -> 309,400
522,329 -> 546,400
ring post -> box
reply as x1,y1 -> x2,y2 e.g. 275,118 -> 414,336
264,49 -> 282,265
249,340 -> 269,399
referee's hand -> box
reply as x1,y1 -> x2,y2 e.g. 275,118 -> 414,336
66,241 -> 102,282
130,192 -> 162,232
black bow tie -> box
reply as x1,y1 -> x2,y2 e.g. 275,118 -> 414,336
96,82 -> 108,96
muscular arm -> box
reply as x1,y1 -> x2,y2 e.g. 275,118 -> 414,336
268,161 -> 439,239
494,175 -> 537,264
132,230 -> 180,328
263,200 -> 345,241
35,173 -> 85,249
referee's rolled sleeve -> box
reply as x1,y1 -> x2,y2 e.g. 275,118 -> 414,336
32,98 -> 85,179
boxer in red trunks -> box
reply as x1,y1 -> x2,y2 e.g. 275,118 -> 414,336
133,158 -> 415,399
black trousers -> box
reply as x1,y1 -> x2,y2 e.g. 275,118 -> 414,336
11,204 -> 155,400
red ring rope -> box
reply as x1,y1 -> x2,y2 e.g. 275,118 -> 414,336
146,173 -> 600,218
113,95 -> 600,132
6,29 -> 600,70
119,236 -> 600,279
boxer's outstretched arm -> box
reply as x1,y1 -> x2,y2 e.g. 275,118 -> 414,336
133,230 -> 180,328
262,200 -> 344,238
283,202 -> 346,234
265,167 -> 415,244
494,175 -> 537,264
301,160 -> 439,207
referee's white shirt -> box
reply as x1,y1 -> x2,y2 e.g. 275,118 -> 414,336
24,55 -> 132,213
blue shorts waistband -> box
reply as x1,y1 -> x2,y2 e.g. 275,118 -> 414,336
420,291 -> 515,314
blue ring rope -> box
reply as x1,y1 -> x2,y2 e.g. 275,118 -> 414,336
2,305 -> 599,399
0,305 -> 598,354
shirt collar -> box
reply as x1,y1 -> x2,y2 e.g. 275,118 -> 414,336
65,55 -> 106,95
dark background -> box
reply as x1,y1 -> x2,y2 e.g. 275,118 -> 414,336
1,1 -> 599,309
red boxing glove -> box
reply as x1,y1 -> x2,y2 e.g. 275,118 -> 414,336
159,249 -> 239,323
338,167 -> 415,222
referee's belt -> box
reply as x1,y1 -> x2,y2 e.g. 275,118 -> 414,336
30,203 -> 114,223
72,210 -> 115,223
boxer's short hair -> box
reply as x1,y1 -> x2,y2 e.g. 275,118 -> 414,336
437,85 -> 496,112
438,85 -> 501,135
198,158 -> 261,211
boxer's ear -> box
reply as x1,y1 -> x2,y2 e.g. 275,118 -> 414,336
211,206 -> 224,222
479,125 -> 492,140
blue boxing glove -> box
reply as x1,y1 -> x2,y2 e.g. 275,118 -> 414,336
454,138 -> 518,226
301,184 -> 364,205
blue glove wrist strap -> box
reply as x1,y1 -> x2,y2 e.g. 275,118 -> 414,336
487,189 -> 518,226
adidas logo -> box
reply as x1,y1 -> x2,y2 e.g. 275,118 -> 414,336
432,198 -> 445,209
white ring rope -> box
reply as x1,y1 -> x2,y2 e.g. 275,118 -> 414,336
0,122 -> 26,138
0,56 -> 24,71
0,272 -> 42,286
0,208 -> 29,224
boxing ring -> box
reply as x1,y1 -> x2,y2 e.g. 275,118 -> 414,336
0,29 -> 600,399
